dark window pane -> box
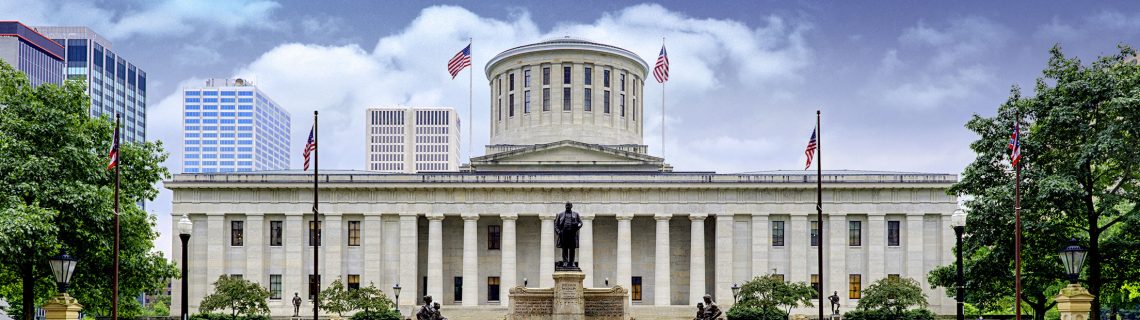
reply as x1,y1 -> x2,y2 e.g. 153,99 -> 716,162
270,221 -> 283,246
231,221 -> 244,246
849,221 -> 862,246
887,221 -> 900,246
772,221 -> 785,246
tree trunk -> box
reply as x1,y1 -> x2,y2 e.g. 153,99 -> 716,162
1084,161 -> 1102,320
21,263 -> 34,320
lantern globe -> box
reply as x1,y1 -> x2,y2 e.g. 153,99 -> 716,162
951,209 -> 967,228
1058,238 -> 1088,284
48,250 -> 78,293
178,215 -> 193,235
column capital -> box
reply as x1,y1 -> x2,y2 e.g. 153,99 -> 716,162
399,212 -> 419,218
906,212 -> 925,218
461,214 -> 480,221
500,213 -> 519,221
245,212 -> 265,217
654,214 -> 673,221
867,214 -> 886,221
827,212 -> 848,217
581,213 -> 596,221
538,213 -> 556,220
689,213 -> 708,221
750,212 -> 769,218
615,213 -> 634,221
426,213 -> 445,221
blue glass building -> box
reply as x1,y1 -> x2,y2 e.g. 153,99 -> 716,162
0,22 -> 64,87
36,27 -> 147,143
182,78 -> 290,173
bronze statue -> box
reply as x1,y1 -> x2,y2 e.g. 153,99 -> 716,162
555,202 -> 583,270
700,294 -> 722,320
416,295 -> 438,320
432,302 -> 447,320
291,292 -> 302,317
694,302 -> 705,320
828,291 -> 840,314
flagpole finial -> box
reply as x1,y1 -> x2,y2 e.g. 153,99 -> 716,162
817,110 -> 820,115
314,110 -> 318,116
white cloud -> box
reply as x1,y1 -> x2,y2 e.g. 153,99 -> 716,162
899,16 -> 1011,69
0,0 -> 281,40
174,44 -> 222,66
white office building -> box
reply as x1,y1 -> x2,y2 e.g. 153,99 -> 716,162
365,106 -> 460,173
181,78 -> 290,173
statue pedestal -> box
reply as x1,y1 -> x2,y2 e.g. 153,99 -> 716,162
42,293 -> 83,320
508,270 -> 629,320
1055,284 -> 1094,320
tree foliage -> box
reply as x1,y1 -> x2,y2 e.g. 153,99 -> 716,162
731,274 -> 815,316
319,279 -> 352,316
929,45 -> 1140,320
855,277 -> 928,316
0,60 -> 176,319
199,275 -> 270,316
349,282 -> 395,313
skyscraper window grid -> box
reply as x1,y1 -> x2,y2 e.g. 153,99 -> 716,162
181,78 -> 290,173
365,106 -> 460,173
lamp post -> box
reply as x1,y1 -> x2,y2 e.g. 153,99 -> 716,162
392,283 -> 402,313
45,249 -> 81,320
731,283 -> 741,304
951,209 -> 967,320
1054,238 -> 1093,320
178,215 -> 193,320
1059,238 -> 1088,284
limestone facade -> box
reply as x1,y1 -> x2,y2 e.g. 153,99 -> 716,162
167,170 -> 959,316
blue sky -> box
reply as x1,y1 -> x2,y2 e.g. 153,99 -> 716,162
5,0 -> 1140,257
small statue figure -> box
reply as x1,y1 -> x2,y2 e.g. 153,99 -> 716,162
416,295 -> 437,320
291,292 -> 302,317
694,302 -> 705,320
828,291 -> 840,314
433,302 -> 447,320
701,294 -> 722,320
555,202 -> 583,269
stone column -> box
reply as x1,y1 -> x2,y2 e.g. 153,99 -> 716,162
714,213 -> 734,303
789,214 -> 808,284
501,213 -> 518,305
828,212 -> 848,309
206,214 -> 224,287
540,213 -> 556,287
905,213 -> 925,287
324,214 -> 343,288
363,215 -> 382,288
426,213 -> 444,302
284,214 -> 304,308
867,214 -> 886,283
690,214 -> 707,305
750,214 -> 769,277
580,214 -> 595,286
615,214 -> 633,293
654,214 -> 671,306
398,213 -> 419,307
462,214 -> 479,306
246,214 -> 264,286
1055,284 -> 1095,320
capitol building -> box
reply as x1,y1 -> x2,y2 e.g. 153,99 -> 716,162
168,38 -> 958,317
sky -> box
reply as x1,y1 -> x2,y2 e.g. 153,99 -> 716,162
4,0 -> 1140,258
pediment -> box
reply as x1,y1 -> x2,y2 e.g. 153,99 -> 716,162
471,140 -> 666,171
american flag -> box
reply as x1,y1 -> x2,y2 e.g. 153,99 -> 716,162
448,44 -> 472,79
653,45 -> 669,83
107,125 -> 120,170
1009,121 -> 1021,167
303,126 -> 316,171
804,128 -> 817,170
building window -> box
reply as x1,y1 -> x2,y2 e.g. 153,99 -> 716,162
309,274 -> 320,299
524,90 -> 531,113
524,69 -> 531,87
772,221 -> 785,246
509,94 -> 515,117
270,274 -> 282,299
631,277 -> 643,301
771,274 -> 785,282
563,88 -> 571,111
309,221 -> 321,246
811,221 -> 819,247
584,67 -> 592,85
887,220 -> 900,246
849,274 -> 862,299
270,220 -> 282,246
348,274 -> 360,290
603,90 -> 611,113
849,221 -> 862,246
542,67 -> 550,85
488,277 -> 501,301
584,88 -> 592,111
348,221 -> 361,246
620,74 -> 626,91
231,221 -> 244,246
454,277 -> 463,302
542,87 -> 551,111
563,66 -> 571,84
488,225 -> 501,250
604,70 -> 610,87
498,99 -> 502,120
888,274 -> 900,282
509,73 -> 515,91
810,274 -> 820,298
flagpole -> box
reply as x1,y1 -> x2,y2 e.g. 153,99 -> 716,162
312,110 -> 320,320
112,113 -> 121,320
468,38 -> 473,164
660,37 -> 666,166
816,110 -> 824,320
1014,111 -> 1022,320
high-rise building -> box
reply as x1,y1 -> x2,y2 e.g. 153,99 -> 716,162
182,78 -> 290,173
365,106 -> 460,172
0,21 -> 64,87
36,26 -> 148,143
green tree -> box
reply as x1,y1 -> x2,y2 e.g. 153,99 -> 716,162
929,45 -> 1140,320
199,275 -> 270,316
855,277 -> 928,317
319,279 -> 351,316
349,282 -> 395,313
0,61 -> 176,319
730,274 -> 815,317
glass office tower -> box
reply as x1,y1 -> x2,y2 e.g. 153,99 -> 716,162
0,22 -> 65,87
182,78 -> 290,173
36,26 -> 147,143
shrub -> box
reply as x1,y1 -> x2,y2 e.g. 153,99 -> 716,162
349,310 -> 402,320
189,313 -> 270,320
842,309 -> 934,320
725,306 -> 787,320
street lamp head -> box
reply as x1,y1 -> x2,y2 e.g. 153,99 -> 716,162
523,278 -> 528,287
393,283 -> 402,296
731,283 -> 741,300
951,208 -> 967,228
178,215 -> 193,235
1059,238 -> 1088,284
48,249 -> 78,294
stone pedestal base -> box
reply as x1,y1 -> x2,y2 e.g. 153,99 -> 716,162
1055,284 -> 1094,320
42,293 -> 83,320
553,272 -> 585,320
508,270 -> 628,320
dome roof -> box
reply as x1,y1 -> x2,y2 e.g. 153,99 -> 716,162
484,36 -> 650,76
